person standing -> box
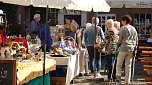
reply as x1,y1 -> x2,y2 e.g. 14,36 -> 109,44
64,17 -> 78,38
39,22 -> 53,52
104,19 -> 118,81
84,17 -> 104,76
114,21 -> 120,34
30,14 -> 41,39
116,15 -> 138,85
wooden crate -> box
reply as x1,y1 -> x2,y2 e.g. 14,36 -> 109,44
50,77 -> 66,85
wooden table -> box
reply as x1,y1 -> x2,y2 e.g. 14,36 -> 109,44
147,69 -> 152,75
139,46 -> 152,50
142,51 -> 152,55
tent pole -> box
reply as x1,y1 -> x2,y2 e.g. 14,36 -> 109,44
94,12 -> 97,78
43,5 -> 49,85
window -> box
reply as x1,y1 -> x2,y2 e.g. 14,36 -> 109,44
134,14 -> 152,34
49,8 -> 58,26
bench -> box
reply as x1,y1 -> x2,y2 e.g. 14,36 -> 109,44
146,69 -> 152,76
139,46 -> 152,50
144,65 -> 152,69
142,51 -> 152,55
141,60 -> 152,64
145,77 -> 152,82
147,82 -> 152,85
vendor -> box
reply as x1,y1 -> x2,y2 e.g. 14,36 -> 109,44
30,14 -> 41,39
64,17 -> 78,38
39,21 -> 53,52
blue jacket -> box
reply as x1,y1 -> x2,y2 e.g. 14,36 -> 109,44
39,23 -> 52,48
84,25 -> 105,46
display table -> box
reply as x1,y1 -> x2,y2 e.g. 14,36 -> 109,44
17,59 -> 56,85
48,54 -> 80,85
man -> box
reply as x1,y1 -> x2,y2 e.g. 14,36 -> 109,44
84,17 -> 104,76
39,22 -> 53,52
30,14 -> 41,39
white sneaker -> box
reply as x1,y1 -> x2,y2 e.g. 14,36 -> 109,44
115,76 -> 121,85
96,72 -> 102,77
115,81 -> 121,85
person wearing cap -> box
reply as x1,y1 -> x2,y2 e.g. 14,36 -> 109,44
30,14 -> 41,39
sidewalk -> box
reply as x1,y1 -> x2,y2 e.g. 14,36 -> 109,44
70,60 -> 147,85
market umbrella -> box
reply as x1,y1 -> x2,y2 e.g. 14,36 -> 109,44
0,0 -> 74,9
106,0 -> 152,8
67,0 -> 110,12
66,0 -> 110,78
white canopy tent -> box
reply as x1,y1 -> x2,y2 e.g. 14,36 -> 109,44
0,0 -> 111,80
0,0 -> 110,12
66,0 -> 110,12
0,0 -> 74,9
106,0 -> 152,8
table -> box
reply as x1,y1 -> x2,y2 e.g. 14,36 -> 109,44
17,59 -> 56,85
48,54 -> 80,85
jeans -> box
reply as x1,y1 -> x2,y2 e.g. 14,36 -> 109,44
86,46 -> 101,73
106,54 -> 116,80
116,51 -> 133,83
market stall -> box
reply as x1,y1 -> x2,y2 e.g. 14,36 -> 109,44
17,59 -> 56,85
48,54 -> 80,85
47,35 -> 80,85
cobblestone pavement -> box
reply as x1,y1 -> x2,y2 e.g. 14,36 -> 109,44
70,60 -> 147,85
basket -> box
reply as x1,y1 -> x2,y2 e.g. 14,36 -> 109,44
63,36 -> 77,48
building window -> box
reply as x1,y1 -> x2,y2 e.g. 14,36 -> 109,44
134,14 -> 152,34
49,8 -> 58,26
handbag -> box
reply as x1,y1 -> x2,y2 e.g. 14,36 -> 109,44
95,35 -> 105,53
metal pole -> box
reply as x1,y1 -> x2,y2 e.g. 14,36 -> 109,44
94,12 -> 97,78
43,5 -> 49,85
131,56 -> 135,84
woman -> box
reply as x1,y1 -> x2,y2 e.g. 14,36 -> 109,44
104,19 -> 118,81
116,15 -> 138,85
64,17 -> 78,38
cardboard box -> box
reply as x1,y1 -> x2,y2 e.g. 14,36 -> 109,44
50,77 -> 66,85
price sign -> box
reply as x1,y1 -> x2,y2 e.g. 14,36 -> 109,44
0,60 -> 16,85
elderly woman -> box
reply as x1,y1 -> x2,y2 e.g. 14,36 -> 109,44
116,15 -> 138,85
104,19 -> 118,81
114,21 -> 120,34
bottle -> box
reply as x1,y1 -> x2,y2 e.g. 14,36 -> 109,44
36,36 -> 41,44
60,36 -> 65,49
